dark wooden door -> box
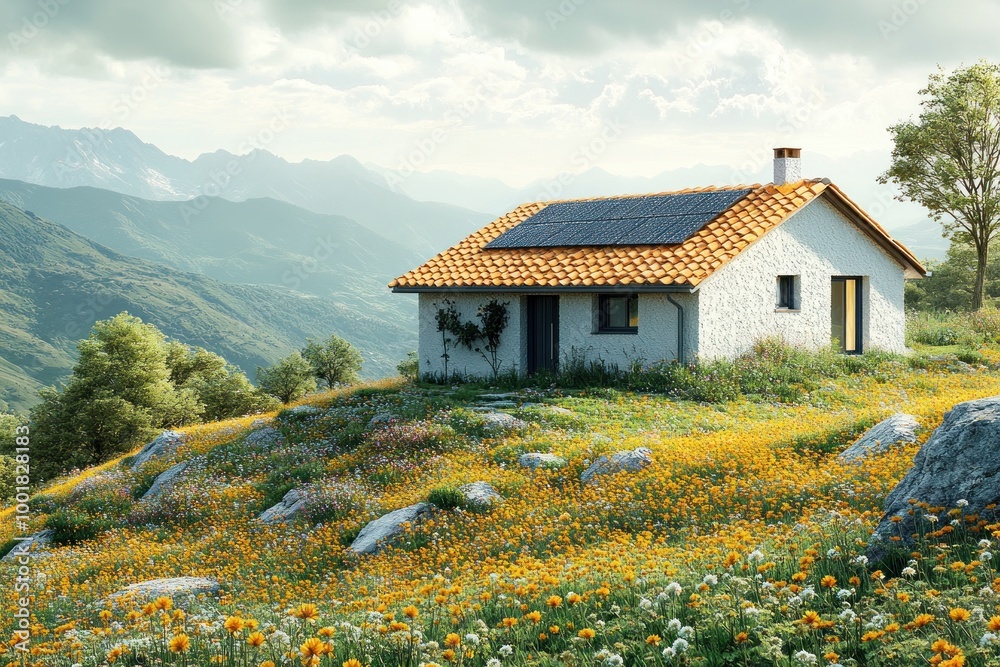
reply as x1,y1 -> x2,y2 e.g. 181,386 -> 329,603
527,296 -> 559,374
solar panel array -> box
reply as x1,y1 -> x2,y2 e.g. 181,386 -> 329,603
485,189 -> 753,249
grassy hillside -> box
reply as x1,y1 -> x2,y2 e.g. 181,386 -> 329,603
0,201 -> 414,412
3,352 -> 1000,665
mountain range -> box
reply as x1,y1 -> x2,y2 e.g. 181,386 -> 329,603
0,200 -> 415,413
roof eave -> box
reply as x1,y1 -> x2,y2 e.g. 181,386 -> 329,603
390,283 -> 697,294
819,186 -> 928,278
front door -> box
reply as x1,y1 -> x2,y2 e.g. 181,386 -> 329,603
831,277 -> 863,354
527,296 -> 559,374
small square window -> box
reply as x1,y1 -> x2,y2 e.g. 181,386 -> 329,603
597,294 -> 638,333
776,275 -> 797,310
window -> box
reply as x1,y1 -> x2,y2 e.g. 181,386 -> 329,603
776,275 -> 797,310
597,294 -> 638,333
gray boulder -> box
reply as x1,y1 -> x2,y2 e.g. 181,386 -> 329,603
140,462 -> 188,501
839,414 -> 919,463
368,413 -> 399,429
245,426 -> 282,449
131,431 -> 185,470
1,530 -> 54,562
518,453 -> 567,470
581,447 -> 653,483
286,405 -> 321,416
868,396 -> 1000,561
349,503 -> 432,555
480,412 -> 527,432
458,482 -> 502,509
107,577 -> 221,605
259,488 -> 309,524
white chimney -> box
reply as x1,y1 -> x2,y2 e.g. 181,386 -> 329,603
773,147 -> 801,185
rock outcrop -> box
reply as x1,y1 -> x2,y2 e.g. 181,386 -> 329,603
259,488 -> 309,524
1,530 -> 54,562
479,412 -> 527,432
349,503 -> 432,555
458,481 -> 502,509
368,413 -> 399,429
140,462 -> 188,501
518,453 -> 567,470
245,426 -> 282,449
868,396 -> 1000,561
581,447 -> 653,483
130,431 -> 185,470
107,577 -> 221,604
838,414 -> 919,463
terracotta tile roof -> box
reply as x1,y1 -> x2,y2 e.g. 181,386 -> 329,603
390,180 -> 926,290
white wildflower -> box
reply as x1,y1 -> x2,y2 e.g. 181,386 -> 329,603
983,551 -> 993,561
677,625 -> 694,639
672,638 -> 689,653
957,499 -> 969,507
901,567 -> 917,577
464,633 -> 481,646
837,588 -> 855,600
667,618 -> 682,633
639,597 -> 653,610
486,660 -> 502,667
665,582 -> 682,596
793,649 -> 818,664
981,632 -> 998,647
498,645 -> 514,656
661,647 -> 676,660
747,549 -> 765,562
703,574 -> 718,586
980,539 -> 992,549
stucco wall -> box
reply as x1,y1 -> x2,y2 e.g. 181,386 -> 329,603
418,292 -> 525,380
558,292 -> 697,370
695,195 -> 907,359
418,291 -> 698,379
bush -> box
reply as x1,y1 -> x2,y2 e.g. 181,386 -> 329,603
427,486 -> 465,510
397,351 -> 419,381
46,508 -> 113,546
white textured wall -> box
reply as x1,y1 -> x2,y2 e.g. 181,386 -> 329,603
418,293 -> 525,379
695,196 -> 907,359
558,292 -> 697,369
417,291 -> 698,379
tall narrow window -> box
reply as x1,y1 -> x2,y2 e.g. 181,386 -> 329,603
597,294 -> 638,333
776,275 -> 797,310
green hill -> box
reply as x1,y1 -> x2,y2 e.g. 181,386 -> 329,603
0,178 -> 424,320
0,202 -> 414,412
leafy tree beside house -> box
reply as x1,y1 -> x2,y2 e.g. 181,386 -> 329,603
302,334 -> 363,388
881,61 -> 1000,310
256,352 -> 317,404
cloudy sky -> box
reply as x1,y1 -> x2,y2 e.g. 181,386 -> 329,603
2,0 -> 999,187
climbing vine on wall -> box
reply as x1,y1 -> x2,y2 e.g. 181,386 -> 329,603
433,299 -> 511,380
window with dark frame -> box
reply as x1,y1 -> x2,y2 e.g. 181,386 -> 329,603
597,294 -> 639,333
776,275 -> 797,310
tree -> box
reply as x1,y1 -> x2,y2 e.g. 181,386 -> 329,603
880,61 -> 1000,310
166,342 -> 279,420
302,335 -> 363,388
256,352 -> 317,404
905,240 -> 1000,311
29,313 -> 198,481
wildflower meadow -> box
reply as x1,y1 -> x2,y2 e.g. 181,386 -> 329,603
4,344 -> 1000,666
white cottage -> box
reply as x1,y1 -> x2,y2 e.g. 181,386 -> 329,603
390,149 -> 925,379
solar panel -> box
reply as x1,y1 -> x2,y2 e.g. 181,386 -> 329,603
486,189 -> 752,249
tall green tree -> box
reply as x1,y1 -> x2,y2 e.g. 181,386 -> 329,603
30,313 -> 199,481
302,335 -> 363,388
881,61 -> 1000,310
256,352 -> 317,404
905,240 -> 1000,311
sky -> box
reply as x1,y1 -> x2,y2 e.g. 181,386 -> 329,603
1,0 -> 999,188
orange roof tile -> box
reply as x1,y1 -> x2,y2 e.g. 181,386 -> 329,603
390,180 -> 926,290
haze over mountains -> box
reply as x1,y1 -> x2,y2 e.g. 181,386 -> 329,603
0,201 -> 414,413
